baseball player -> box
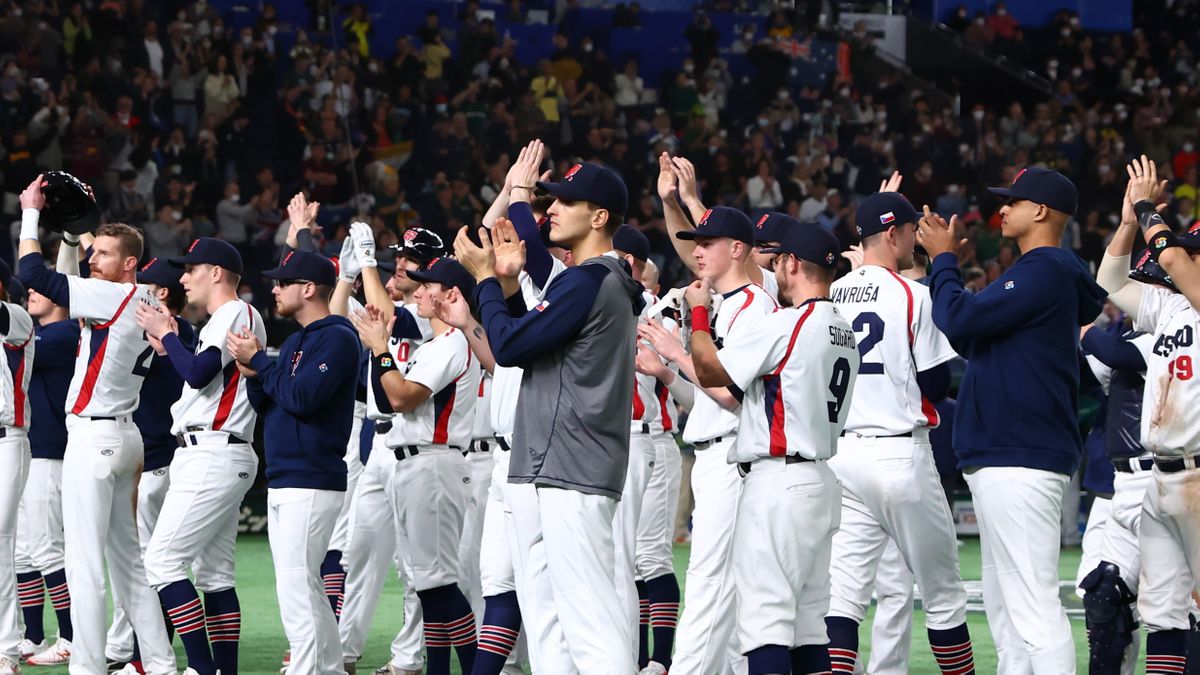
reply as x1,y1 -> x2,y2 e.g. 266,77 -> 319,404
105,256 -> 197,671
664,153 -> 781,301
825,191 -> 974,673
456,161 -> 644,673
1076,313 -> 1155,675
459,367 -> 495,624
17,176 -> 176,674
1096,155 -> 1200,672
135,239 -> 264,675
686,222 -> 858,675
334,222 -> 439,675
227,249 -> 358,675
642,198 -> 777,673
14,286 -> 77,664
918,167 -> 1106,673
0,265 -> 35,675
349,257 -> 481,675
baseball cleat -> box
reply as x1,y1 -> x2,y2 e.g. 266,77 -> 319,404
106,658 -> 129,672
640,662 -> 668,675
279,649 -> 291,674
0,656 -> 20,674
344,661 -> 357,674
24,638 -> 71,666
114,665 -> 141,674
17,639 -> 44,661
373,664 -> 422,675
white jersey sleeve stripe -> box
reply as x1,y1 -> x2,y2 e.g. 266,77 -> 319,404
883,268 -> 939,427
764,302 -> 815,456
212,304 -> 255,431
70,285 -> 138,415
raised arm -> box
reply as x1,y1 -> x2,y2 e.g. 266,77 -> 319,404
350,305 -> 433,412
1097,173 -> 1153,316
504,139 -> 556,287
1128,155 -> 1200,312
657,153 -> 700,275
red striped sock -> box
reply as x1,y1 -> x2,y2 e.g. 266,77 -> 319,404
929,624 -> 975,675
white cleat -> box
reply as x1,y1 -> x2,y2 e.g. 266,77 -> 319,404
0,655 -> 21,674
114,665 -> 139,674
25,638 -> 71,666
640,662 -> 669,675
373,664 -> 422,675
17,640 -> 44,661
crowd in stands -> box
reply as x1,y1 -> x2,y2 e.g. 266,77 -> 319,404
0,0 -> 1196,341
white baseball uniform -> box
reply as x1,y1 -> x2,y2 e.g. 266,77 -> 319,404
61,277 -> 175,674
827,266 -> 967,646
385,327 -> 478,592
673,282 -> 777,675
613,290 -> 661,662
328,401 -> 366,555
858,540 -> 916,675
717,298 -> 858,652
459,368 -> 496,623
339,301 -> 429,670
143,299 -> 266,592
635,364 -> 682,583
0,302 -> 35,666
1132,286 -> 1200,634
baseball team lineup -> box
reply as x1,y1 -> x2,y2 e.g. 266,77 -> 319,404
0,138 -> 1198,675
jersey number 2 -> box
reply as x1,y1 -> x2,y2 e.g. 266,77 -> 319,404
853,312 -> 885,375
132,332 -> 154,377
827,357 -> 852,422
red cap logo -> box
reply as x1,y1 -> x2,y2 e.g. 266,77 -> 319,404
756,213 -> 769,229
188,239 -> 199,253
699,208 -> 713,226
1190,221 -> 1200,235
140,257 -> 157,272
282,251 -> 295,266
564,164 -> 583,181
404,228 -> 419,241
426,257 -> 441,269
1011,168 -> 1027,185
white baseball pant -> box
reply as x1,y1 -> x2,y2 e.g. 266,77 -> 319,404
14,457 -> 64,575
267,486 -> 343,675
144,441 -> 257,590
1076,496 -> 1111,599
734,458 -> 840,652
827,435 -> 967,629
338,433 -> 423,670
673,437 -> 744,675
965,466 -> 1075,674
614,431 -> 654,663
62,415 -> 175,675
857,539 -> 915,675
328,415 -> 365,554
510,484 -> 633,674
478,446 -> 525,675
637,433 -> 682,580
391,447 -> 470,592
106,465 -> 171,661
1137,465 -> 1200,633
0,430 -> 31,665
459,446 -> 495,621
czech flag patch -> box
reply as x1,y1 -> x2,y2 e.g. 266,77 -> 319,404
879,211 -> 896,225
534,300 -> 551,312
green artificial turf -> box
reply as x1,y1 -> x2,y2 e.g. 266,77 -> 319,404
28,536 -> 1122,674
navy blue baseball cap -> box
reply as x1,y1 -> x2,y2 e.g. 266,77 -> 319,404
752,211 -> 800,244
856,192 -> 921,238
676,207 -> 755,244
1178,219 -> 1200,249
987,167 -> 1078,216
406,256 -> 476,298
613,224 -> 650,262
762,221 -> 840,269
168,237 -> 244,275
263,249 -> 337,287
537,162 -> 629,219
137,256 -> 184,292
1129,248 -> 1177,291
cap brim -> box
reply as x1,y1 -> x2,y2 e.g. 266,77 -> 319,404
405,269 -> 439,285
536,181 -> 585,202
261,267 -> 289,280
987,187 -> 1016,199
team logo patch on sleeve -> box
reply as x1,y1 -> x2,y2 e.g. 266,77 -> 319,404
879,211 -> 896,225
534,300 -> 550,312
1004,280 -> 1015,290
319,363 -> 328,372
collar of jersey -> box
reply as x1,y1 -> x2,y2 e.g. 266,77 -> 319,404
721,283 -> 751,299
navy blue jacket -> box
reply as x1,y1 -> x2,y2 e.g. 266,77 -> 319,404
247,314 -> 359,491
135,318 -> 196,472
29,319 -> 80,459
929,247 -> 1106,475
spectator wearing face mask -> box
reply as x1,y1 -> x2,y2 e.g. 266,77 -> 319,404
1172,138 -> 1198,178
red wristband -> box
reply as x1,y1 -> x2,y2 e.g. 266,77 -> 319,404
691,306 -> 711,334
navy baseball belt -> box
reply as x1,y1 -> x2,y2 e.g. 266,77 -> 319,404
394,444 -> 464,461
176,426 -> 250,447
692,436 -> 726,450
375,420 -> 393,435
839,430 -> 913,439
1113,457 -> 1154,473
738,454 -> 813,475
1154,454 -> 1200,474
468,436 -> 511,453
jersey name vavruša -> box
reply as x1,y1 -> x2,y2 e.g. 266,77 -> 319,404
831,265 -> 956,437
